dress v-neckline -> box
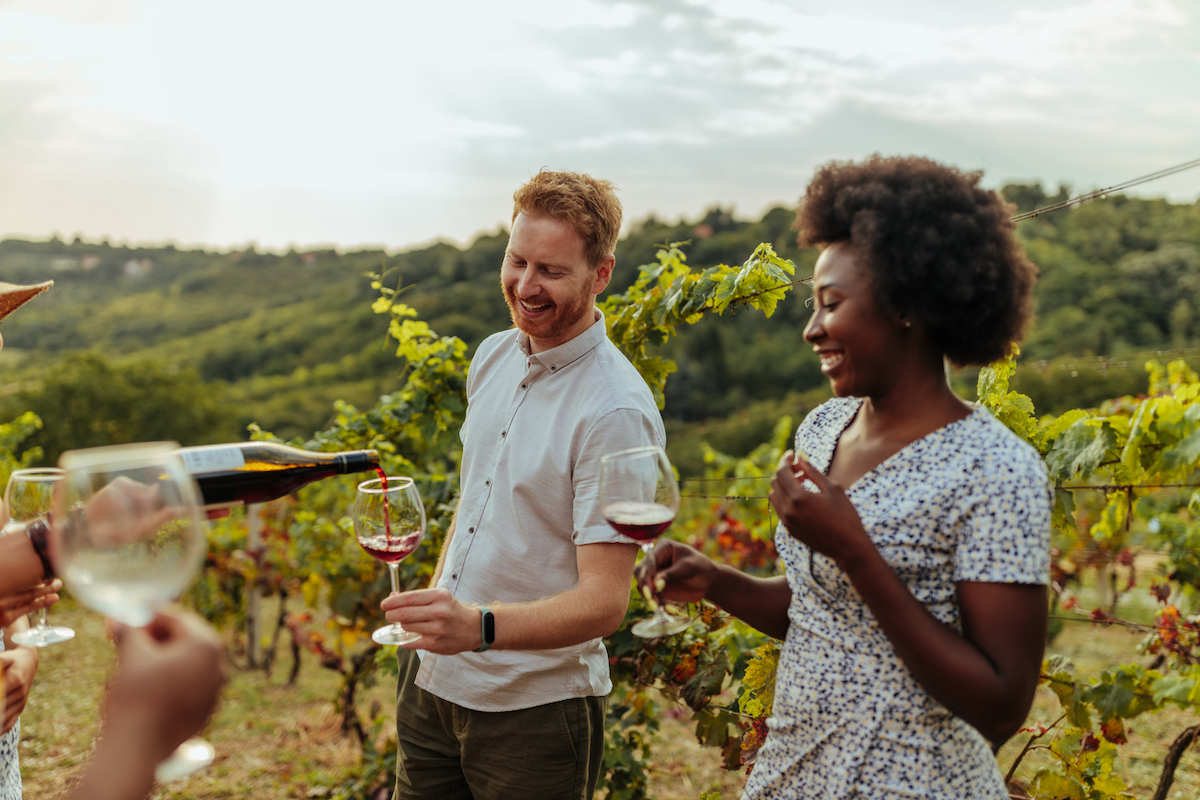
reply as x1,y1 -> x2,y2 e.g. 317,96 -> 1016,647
826,398 -> 981,493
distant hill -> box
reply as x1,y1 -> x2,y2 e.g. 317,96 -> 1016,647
2,187 -> 1199,463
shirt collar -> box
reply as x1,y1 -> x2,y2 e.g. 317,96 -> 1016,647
517,308 -> 607,372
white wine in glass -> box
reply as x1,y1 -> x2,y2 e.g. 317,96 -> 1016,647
53,442 -> 215,782
354,476 -> 425,646
6,468 -> 75,647
599,445 -> 690,637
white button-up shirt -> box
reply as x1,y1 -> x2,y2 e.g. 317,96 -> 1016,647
416,311 -> 665,711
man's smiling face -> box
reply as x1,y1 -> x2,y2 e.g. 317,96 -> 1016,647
500,212 -> 611,353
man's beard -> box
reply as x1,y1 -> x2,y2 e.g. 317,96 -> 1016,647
502,279 -> 593,344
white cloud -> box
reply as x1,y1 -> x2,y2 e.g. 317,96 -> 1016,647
0,0 -> 1197,249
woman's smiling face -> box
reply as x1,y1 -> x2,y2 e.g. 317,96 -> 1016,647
803,242 -> 907,398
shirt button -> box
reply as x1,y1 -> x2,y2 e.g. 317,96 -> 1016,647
468,527 -> 474,534
521,384 -> 527,389
485,479 -> 491,486
501,431 -> 506,437
451,573 -> 458,580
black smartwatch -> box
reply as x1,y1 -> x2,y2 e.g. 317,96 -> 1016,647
475,607 -> 495,652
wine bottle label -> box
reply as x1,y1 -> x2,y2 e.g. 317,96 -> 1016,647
181,445 -> 247,474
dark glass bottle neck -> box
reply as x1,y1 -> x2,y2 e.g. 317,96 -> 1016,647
335,450 -> 381,474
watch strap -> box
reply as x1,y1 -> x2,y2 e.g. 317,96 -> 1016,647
475,606 -> 494,652
25,517 -> 54,580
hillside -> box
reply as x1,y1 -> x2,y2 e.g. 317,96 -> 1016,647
2,186 -> 1199,465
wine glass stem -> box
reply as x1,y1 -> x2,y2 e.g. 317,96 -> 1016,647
37,607 -> 47,629
387,562 -> 401,594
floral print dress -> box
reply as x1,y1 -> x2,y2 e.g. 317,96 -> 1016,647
0,639 -> 20,800
743,398 -> 1051,800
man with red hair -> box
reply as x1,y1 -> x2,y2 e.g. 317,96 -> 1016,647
383,170 -> 664,799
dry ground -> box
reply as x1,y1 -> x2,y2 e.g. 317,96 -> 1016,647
16,589 -> 1200,799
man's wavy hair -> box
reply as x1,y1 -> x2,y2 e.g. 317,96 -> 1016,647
512,170 -> 622,269
795,155 -> 1037,366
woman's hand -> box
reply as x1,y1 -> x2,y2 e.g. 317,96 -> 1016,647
103,610 -> 226,764
768,450 -> 874,567
0,580 -> 61,629
633,540 -> 721,606
1,644 -> 39,734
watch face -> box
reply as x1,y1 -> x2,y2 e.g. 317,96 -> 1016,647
483,611 -> 495,643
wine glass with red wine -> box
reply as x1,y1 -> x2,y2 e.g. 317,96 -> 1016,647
354,476 -> 425,645
599,445 -> 690,637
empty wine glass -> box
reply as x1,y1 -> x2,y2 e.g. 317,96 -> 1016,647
599,445 -> 690,637
52,441 -> 215,781
7,468 -> 75,647
354,476 -> 425,645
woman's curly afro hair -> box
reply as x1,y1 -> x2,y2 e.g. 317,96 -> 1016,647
795,155 -> 1038,367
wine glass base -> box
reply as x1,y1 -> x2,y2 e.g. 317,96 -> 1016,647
371,624 -> 422,646
154,737 -> 215,782
11,626 -> 75,647
631,614 -> 693,638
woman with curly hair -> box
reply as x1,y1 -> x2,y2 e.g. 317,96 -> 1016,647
637,155 -> 1050,799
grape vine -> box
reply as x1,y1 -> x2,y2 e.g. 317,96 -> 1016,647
166,239 -> 1200,798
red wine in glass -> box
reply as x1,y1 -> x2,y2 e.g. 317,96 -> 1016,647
599,445 -> 691,637
374,467 -> 390,539
603,500 -> 675,541
354,475 -> 425,645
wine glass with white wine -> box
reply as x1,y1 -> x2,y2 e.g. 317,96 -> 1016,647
52,441 -> 215,782
6,468 -> 75,647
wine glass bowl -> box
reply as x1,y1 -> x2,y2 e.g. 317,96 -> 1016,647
54,444 -> 207,628
354,476 -> 425,645
6,468 -> 75,647
599,445 -> 691,637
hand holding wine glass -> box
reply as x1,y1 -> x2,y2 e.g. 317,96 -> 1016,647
52,441 -> 217,781
354,476 -> 425,645
599,445 -> 690,637
6,468 -> 74,647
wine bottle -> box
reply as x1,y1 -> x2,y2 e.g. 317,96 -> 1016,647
179,442 -> 381,509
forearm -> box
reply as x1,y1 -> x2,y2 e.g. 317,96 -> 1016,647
705,570 -> 792,640
840,549 -> 1040,741
67,732 -> 158,800
492,577 -> 631,651
0,529 -> 49,598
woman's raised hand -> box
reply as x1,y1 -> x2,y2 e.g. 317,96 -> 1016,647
768,450 -> 873,568
633,540 -> 720,606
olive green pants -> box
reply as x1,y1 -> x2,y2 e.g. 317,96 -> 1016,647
393,647 -> 606,800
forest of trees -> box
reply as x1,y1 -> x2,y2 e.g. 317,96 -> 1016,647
1,183 -> 1198,468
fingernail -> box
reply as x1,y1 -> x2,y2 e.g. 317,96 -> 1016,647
655,577 -> 666,593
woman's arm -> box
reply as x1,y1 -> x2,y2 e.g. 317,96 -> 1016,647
771,457 -> 1046,743
634,540 -> 793,640
0,524 -> 51,598
2,621 -> 39,734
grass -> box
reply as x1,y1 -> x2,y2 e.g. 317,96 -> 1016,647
16,570 -> 1200,800
19,599 -> 395,799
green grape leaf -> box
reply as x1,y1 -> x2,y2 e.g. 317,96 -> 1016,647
1044,420 -> 1116,481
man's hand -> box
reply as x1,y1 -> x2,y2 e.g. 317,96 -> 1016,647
103,610 -> 227,764
0,580 -> 61,629
381,588 -> 482,654
1,644 -> 38,734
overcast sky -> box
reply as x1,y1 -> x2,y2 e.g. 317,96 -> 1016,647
2,0 -> 1198,252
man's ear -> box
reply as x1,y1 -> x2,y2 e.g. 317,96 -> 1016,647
591,254 -> 615,296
